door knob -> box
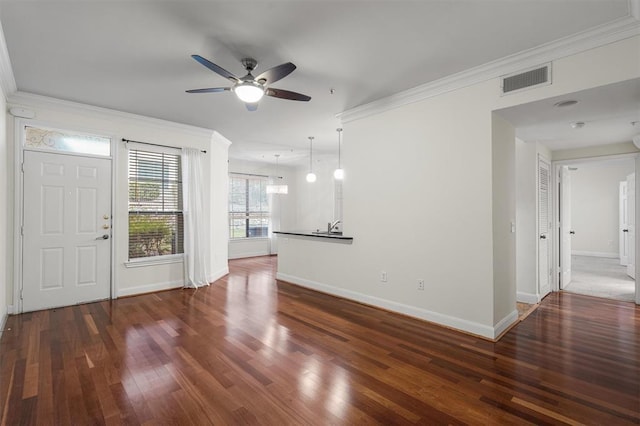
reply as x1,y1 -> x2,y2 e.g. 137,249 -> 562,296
623,229 -> 629,232
570,230 -> 575,235
102,224 -> 110,229
540,234 -> 547,239
95,234 -> 109,240
103,214 -> 110,220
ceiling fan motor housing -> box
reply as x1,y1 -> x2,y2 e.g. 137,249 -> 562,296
241,58 -> 258,72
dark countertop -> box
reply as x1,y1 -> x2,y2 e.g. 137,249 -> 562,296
273,230 -> 354,241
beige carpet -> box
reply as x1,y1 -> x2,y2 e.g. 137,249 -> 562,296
564,255 -> 635,302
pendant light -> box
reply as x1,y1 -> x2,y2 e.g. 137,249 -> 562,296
306,136 -> 317,183
333,128 -> 344,180
266,154 -> 288,194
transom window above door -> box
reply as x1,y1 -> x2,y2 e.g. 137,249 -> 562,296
24,125 -> 111,156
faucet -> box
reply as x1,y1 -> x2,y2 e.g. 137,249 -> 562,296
328,220 -> 341,233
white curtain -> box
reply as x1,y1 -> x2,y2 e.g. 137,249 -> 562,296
182,148 -> 211,288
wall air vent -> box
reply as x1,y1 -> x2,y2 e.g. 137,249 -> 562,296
501,63 -> 551,95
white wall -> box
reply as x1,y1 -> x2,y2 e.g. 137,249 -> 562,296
492,113 -> 517,326
282,79 -> 499,337
294,159 -> 339,232
516,139 -> 537,302
228,158 -> 298,259
0,82 -> 7,331
5,93 -> 229,306
571,162 -> 635,257
278,35 -> 640,339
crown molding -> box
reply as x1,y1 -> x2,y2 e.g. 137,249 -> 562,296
0,19 -> 17,97
338,15 -> 640,124
212,130 -> 233,147
7,91 -> 216,137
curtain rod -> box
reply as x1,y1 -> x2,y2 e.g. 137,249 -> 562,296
122,138 -> 206,154
230,171 -> 283,179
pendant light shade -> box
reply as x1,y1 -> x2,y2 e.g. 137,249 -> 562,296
306,136 -> 316,183
266,154 -> 288,194
333,127 -> 344,180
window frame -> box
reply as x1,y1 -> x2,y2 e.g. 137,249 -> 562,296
229,174 -> 270,240
127,147 -> 184,261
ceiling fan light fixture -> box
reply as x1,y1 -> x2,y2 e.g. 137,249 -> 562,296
234,81 -> 264,103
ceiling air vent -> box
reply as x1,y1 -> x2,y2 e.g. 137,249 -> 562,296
501,63 -> 551,95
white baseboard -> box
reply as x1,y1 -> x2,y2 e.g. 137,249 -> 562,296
116,266 -> 229,298
494,310 -> 519,338
517,291 -> 539,304
209,267 -> 229,283
276,272 -> 513,340
117,279 -> 184,298
228,250 -> 270,260
0,311 -> 7,337
571,250 -> 618,259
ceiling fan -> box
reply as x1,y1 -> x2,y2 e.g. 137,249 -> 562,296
186,55 -> 311,111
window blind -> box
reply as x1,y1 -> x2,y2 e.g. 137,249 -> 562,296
128,149 -> 183,259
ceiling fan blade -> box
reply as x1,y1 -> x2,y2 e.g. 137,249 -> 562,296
191,55 -> 239,83
256,62 -> 296,84
266,88 -> 311,102
245,103 -> 258,112
185,87 -> 231,94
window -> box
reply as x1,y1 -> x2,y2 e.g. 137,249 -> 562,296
24,125 -> 111,156
128,149 -> 183,259
229,175 -> 269,239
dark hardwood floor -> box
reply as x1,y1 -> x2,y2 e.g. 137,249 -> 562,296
1,255 -> 638,425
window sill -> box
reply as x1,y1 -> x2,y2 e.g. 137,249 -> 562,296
229,237 -> 270,243
125,254 -> 184,268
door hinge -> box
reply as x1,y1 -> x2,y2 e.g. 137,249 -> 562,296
20,226 -> 23,236
20,289 -> 23,300
21,162 -> 24,173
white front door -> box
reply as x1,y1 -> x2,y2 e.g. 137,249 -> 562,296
22,151 -> 112,312
538,157 -> 551,297
620,181 -> 629,266
560,166 -> 572,289
627,173 -> 635,279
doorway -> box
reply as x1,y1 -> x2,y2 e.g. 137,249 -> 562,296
555,158 -> 636,303
17,124 -> 113,312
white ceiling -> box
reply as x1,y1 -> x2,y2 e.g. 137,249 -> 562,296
0,1 -> 634,164
496,78 -> 640,151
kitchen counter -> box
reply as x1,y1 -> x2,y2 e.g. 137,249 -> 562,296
273,230 -> 353,242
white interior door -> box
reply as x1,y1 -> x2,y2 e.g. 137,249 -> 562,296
620,181 -> 629,266
627,173 -> 635,279
560,166 -> 572,289
22,151 -> 111,312
538,157 -> 551,297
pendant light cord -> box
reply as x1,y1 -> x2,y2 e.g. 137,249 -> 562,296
337,128 -> 342,168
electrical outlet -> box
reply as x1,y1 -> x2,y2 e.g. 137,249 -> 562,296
417,279 -> 425,290
380,271 -> 387,282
